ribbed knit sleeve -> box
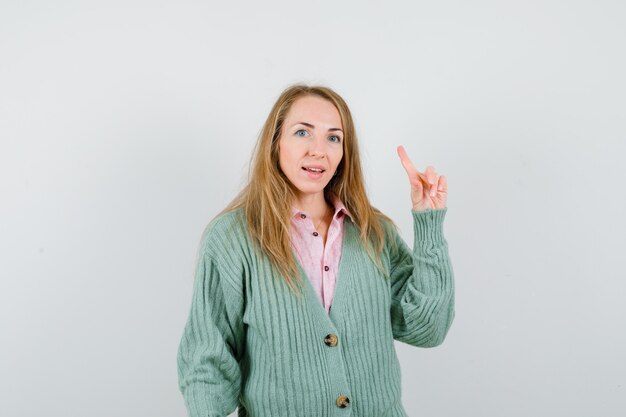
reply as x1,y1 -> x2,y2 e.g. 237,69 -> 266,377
177,216 -> 247,417
389,207 -> 455,347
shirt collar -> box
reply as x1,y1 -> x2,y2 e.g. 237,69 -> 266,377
290,192 -> 353,222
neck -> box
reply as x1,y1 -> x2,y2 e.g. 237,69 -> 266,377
293,192 -> 333,223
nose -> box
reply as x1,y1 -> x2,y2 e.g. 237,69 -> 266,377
308,135 -> 327,158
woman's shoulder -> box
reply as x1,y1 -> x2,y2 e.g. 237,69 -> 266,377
199,207 -> 249,255
204,206 -> 245,231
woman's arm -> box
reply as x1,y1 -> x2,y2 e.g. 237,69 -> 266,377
388,207 -> 455,347
177,221 -> 246,417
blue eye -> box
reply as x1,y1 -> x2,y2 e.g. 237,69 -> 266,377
295,129 -> 341,143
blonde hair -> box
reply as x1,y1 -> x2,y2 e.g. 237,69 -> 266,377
218,84 -> 398,298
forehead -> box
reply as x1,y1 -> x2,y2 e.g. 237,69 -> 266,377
284,95 -> 342,128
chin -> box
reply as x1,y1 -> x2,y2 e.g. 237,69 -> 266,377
292,182 -> 329,195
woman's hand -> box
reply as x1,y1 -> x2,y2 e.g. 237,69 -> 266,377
397,145 -> 448,212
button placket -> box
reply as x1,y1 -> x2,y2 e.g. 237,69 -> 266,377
322,332 -> 351,410
294,210 -> 353,412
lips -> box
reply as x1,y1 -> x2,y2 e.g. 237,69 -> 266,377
302,165 -> 326,173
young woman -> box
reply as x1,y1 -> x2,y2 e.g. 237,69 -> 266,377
177,84 -> 455,417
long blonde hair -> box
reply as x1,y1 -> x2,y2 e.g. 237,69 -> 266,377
218,84 -> 398,298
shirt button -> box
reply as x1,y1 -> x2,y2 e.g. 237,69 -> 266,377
313,232 -> 319,236
324,334 -> 338,347
300,214 -> 306,219
324,266 -> 329,271
336,395 -> 350,408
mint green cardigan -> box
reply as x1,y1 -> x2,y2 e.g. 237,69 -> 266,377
177,206 -> 454,417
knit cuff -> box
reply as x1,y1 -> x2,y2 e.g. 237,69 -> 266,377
411,207 -> 447,242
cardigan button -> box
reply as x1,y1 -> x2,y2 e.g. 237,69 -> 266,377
313,231 -> 319,236
336,395 -> 350,408
324,333 -> 338,347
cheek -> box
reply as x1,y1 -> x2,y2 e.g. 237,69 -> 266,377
280,140 -> 302,161
331,149 -> 344,170
278,141 -> 296,171
277,139 -> 287,162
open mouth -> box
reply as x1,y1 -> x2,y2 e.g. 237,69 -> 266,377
302,167 -> 326,173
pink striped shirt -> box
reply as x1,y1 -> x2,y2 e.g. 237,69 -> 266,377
289,193 -> 353,315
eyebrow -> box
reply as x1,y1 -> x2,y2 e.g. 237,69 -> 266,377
293,122 -> 343,133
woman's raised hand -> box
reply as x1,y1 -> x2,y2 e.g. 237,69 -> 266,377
397,145 -> 447,212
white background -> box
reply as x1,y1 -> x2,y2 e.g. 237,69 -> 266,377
1,1 -> 625,416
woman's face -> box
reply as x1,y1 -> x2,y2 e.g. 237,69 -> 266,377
278,95 -> 344,201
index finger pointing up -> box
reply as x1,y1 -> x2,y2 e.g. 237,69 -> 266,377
397,145 -> 430,186
397,145 -> 417,176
